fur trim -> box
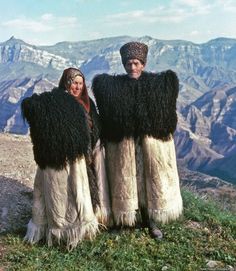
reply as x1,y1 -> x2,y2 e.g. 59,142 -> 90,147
24,219 -> 46,244
92,70 -> 179,142
21,88 -> 90,170
47,217 -> 99,251
113,210 -> 137,227
148,201 -> 183,224
95,206 -> 111,225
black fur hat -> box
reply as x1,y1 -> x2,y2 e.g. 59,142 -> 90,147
120,42 -> 148,65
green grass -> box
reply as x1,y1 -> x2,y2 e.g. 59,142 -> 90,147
0,189 -> 235,271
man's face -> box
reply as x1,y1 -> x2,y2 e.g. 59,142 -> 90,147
124,59 -> 145,79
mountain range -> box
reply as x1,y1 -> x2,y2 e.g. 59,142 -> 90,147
0,35 -> 236,184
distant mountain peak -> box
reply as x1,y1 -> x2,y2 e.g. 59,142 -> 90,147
1,36 -> 29,46
205,37 -> 236,45
0,35 -> 236,184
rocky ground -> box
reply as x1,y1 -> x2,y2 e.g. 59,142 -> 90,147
179,167 -> 236,213
0,132 -> 235,235
0,133 -> 36,234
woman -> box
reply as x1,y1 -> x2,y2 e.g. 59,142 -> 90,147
22,68 -> 111,250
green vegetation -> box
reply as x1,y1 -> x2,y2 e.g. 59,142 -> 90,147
0,189 -> 235,271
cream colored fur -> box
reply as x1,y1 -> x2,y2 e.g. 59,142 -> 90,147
106,138 -> 138,226
24,156 -> 100,250
93,140 -> 112,225
106,136 -> 183,226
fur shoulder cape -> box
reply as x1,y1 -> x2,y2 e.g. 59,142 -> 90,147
92,70 -> 179,142
21,88 -> 91,170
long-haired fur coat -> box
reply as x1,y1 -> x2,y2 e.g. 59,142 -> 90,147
92,70 -> 179,142
22,87 -> 111,249
21,88 -> 93,170
92,70 -> 182,226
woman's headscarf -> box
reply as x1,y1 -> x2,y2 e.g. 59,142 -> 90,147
58,67 -> 90,113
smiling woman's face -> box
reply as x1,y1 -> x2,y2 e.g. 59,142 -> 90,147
69,75 -> 84,98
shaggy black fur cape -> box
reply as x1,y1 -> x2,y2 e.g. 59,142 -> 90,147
21,88 -> 99,170
92,70 -> 179,142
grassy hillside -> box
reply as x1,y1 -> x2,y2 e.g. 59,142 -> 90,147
0,189 -> 235,271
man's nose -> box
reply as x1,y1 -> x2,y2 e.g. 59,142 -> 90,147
130,64 -> 135,70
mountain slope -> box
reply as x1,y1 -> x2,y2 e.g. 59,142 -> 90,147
177,85 -> 236,183
1,35 -> 236,183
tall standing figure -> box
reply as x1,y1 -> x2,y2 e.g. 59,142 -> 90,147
92,42 -> 183,238
22,68 -> 111,250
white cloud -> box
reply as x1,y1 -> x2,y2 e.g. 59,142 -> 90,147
174,0 -> 236,13
2,18 -> 53,32
87,31 -> 103,40
41,13 -> 54,21
105,7 -> 190,26
1,14 -> 79,33
218,0 -> 236,12
190,30 -> 200,36
171,0 -> 212,15
104,0 -> 217,27
172,0 -> 206,7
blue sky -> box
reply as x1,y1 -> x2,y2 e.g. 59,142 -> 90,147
0,0 -> 236,45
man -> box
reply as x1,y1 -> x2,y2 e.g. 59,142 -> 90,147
92,41 -> 183,239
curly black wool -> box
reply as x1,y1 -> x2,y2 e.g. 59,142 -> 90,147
92,70 -> 179,142
21,88 -> 90,170
85,98 -> 101,210
86,158 -> 100,211
89,98 -> 101,149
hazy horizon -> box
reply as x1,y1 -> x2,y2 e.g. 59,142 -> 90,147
0,0 -> 235,46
